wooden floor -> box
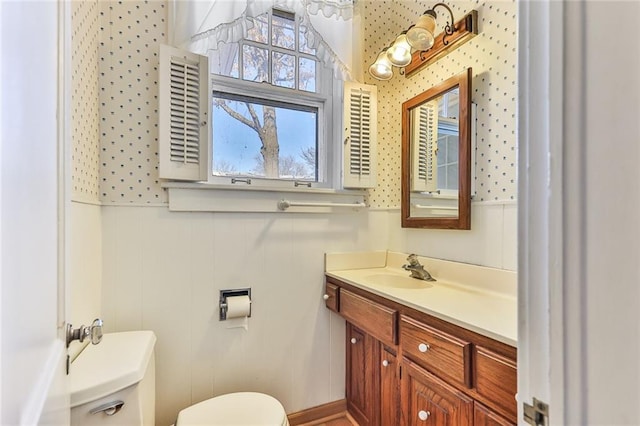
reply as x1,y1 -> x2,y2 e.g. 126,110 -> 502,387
298,412 -> 358,426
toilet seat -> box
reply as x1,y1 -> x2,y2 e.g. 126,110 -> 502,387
176,392 -> 289,426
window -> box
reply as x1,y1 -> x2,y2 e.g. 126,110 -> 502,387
159,7 -> 376,195
208,8 -> 329,188
212,93 -> 319,182
436,90 -> 460,193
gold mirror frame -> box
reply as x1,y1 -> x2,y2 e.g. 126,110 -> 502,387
401,68 -> 472,229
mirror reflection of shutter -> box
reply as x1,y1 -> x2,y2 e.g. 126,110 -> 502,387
411,100 -> 438,192
159,44 -> 209,181
343,81 -> 377,189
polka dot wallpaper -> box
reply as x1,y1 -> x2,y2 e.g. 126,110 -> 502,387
98,0 -> 168,203
74,0 -> 516,206
364,0 -> 517,207
72,0 -> 101,202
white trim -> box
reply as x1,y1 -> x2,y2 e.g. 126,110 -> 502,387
70,198 -> 102,207
473,199 -> 517,207
0,0 -> 4,418
517,0 -> 566,423
166,186 -> 365,213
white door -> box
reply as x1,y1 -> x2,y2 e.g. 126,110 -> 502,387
1,1 -> 71,424
518,1 -> 640,425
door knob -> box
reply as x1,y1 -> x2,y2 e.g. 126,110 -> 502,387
90,318 -> 103,345
67,318 -> 104,347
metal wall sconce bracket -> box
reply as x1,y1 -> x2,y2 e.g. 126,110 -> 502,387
404,10 -> 478,78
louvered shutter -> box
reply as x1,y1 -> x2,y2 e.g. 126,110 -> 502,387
411,101 -> 438,192
159,45 -> 209,181
343,81 -> 377,189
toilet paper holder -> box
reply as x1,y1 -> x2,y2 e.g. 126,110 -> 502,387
219,288 -> 252,321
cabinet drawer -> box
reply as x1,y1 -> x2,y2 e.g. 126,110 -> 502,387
340,289 -> 397,346
324,283 -> 339,312
400,315 -> 471,387
474,402 -> 516,426
475,346 -> 517,422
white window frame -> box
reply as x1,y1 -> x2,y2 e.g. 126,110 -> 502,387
159,47 -> 375,213
207,66 -> 336,190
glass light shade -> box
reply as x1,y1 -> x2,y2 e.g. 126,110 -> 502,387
406,12 -> 437,50
386,33 -> 412,67
369,51 -> 393,80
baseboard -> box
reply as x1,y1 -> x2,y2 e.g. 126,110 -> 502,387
287,399 -> 347,425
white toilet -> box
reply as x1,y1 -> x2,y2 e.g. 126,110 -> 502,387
70,331 -> 289,426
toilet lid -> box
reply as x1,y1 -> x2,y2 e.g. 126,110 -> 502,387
176,392 -> 288,426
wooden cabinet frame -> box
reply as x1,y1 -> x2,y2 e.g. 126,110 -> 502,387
327,276 -> 517,425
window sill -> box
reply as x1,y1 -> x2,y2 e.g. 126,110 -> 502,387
161,182 -> 367,213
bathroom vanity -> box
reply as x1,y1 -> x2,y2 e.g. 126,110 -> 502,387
324,251 -> 517,426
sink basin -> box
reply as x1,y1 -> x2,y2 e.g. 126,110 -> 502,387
363,273 -> 434,289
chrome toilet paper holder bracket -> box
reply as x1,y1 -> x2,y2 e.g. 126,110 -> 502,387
219,288 -> 251,321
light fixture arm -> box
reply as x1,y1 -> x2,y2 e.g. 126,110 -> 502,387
428,3 -> 456,46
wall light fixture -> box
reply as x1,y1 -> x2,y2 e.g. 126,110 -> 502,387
369,2 -> 478,80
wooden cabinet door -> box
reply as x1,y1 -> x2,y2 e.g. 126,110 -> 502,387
474,402 -> 516,426
346,323 -> 380,426
402,359 -> 473,426
381,346 -> 401,425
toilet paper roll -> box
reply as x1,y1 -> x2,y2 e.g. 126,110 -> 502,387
225,295 -> 251,319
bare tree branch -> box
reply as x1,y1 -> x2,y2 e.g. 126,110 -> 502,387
246,102 -> 262,131
214,100 -> 255,130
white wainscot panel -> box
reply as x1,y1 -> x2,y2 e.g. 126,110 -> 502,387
69,202 -> 103,359
100,206 -> 387,423
387,202 -> 516,270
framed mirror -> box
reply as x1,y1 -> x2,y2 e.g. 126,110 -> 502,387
401,68 -> 472,229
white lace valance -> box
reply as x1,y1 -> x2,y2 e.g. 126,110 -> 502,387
170,0 -> 360,81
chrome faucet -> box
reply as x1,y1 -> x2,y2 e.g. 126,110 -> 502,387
403,254 -> 436,282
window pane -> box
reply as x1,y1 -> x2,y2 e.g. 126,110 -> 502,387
246,14 -> 268,44
299,58 -> 316,92
446,135 -> 458,163
272,12 -> 295,50
272,52 -> 295,89
437,136 -> 446,166
299,25 -> 316,54
446,164 -> 459,190
242,45 -> 268,82
210,42 -> 239,78
212,94 -> 318,181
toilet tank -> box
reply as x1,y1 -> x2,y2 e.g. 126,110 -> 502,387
70,331 -> 156,426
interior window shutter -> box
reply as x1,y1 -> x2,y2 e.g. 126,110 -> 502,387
159,44 -> 209,181
343,81 -> 377,189
411,101 -> 438,192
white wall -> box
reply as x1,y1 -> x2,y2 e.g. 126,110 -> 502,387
580,1 -> 640,423
68,202 -> 102,341
101,206 -> 388,425
388,201 -> 517,270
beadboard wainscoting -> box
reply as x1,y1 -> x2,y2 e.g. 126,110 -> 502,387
388,201 -> 517,271
100,206 -> 389,425
69,201 -> 103,357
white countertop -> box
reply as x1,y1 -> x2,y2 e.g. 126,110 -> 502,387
325,251 -> 517,347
